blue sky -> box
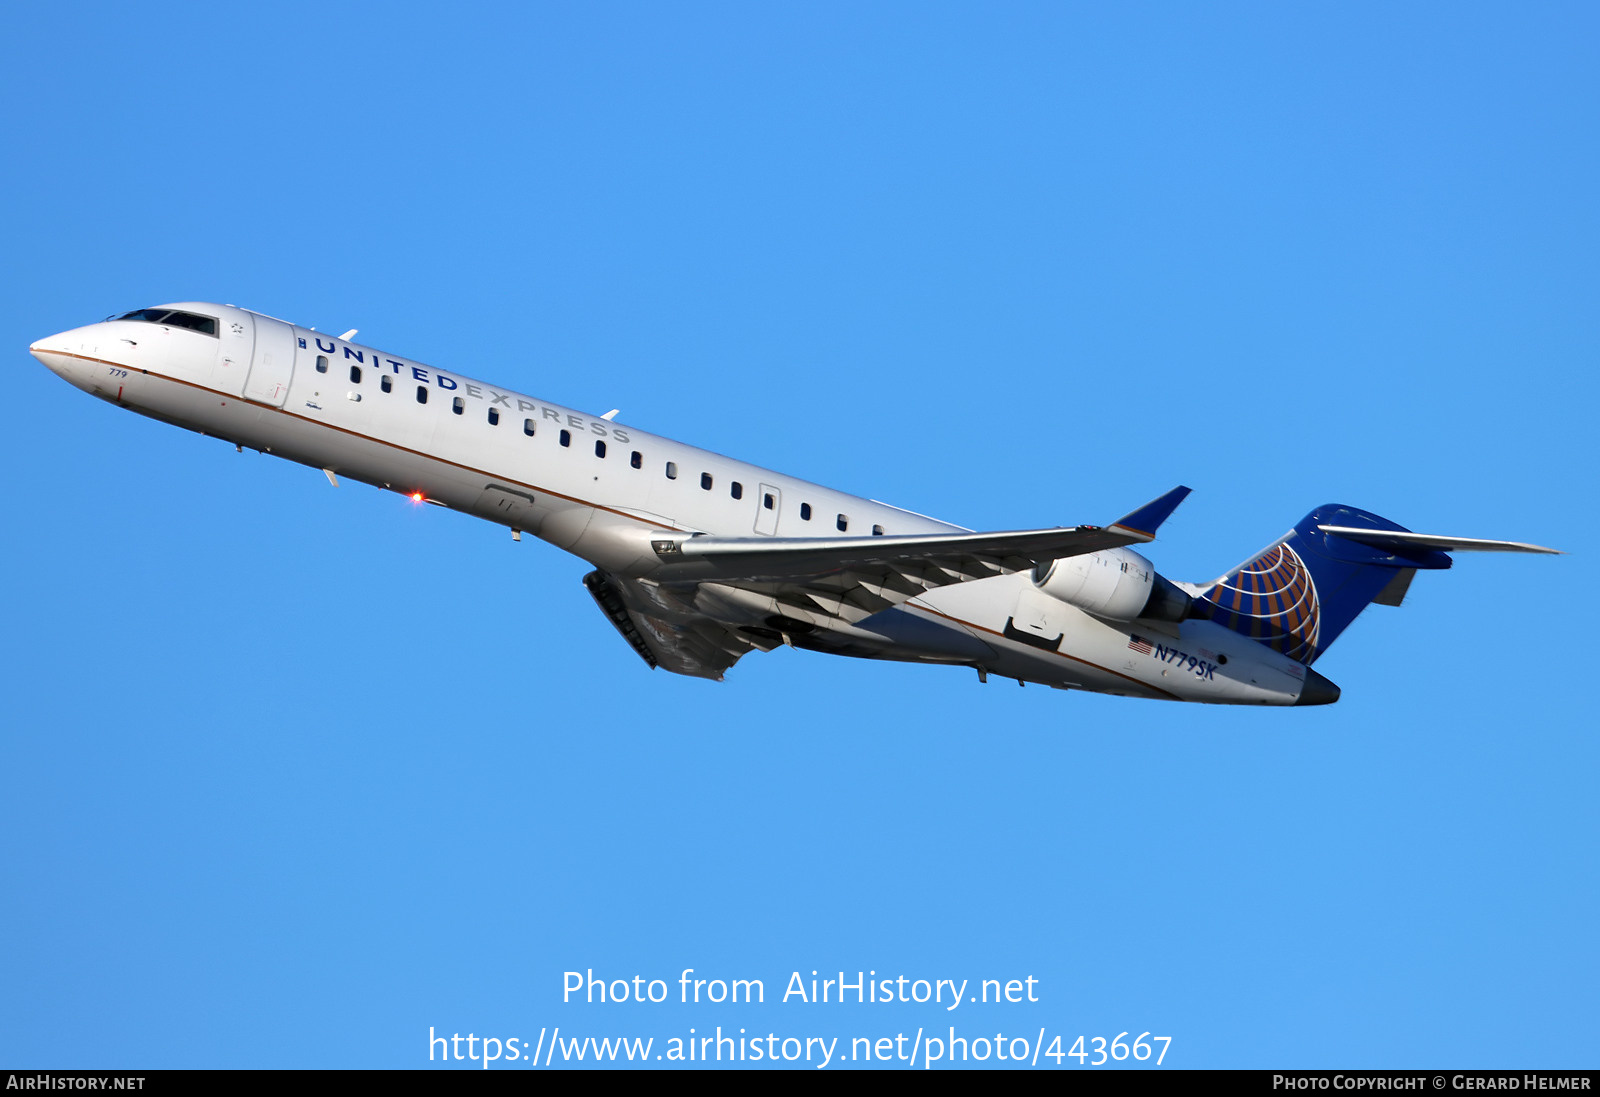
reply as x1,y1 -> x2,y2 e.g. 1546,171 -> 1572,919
2,1 -> 1595,1070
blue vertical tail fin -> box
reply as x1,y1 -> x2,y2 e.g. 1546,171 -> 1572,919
1191,505 -> 1454,665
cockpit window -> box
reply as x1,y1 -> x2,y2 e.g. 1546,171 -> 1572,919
163,311 -> 217,335
116,308 -> 217,336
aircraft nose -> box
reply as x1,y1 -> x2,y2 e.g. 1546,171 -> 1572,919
30,334 -> 63,361
30,332 -> 71,368
29,330 -> 87,383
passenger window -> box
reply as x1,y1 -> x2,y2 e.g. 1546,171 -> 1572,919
873,525 -> 885,536
416,385 -> 428,404
666,461 -> 678,480
316,355 -> 328,374
730,482 -> 743,500
764,494 -> 775,510
595,440 -> 607,458
488,408 -> 500,426
800,503 -> 812,521
380,375 -> 392,393
452,396 -> 465,415
630,451 -> 642,469
559,429 -> 571,447
837,515 -> 848,531
700,472 -> 713,490
523,418 -> 536,436
349,364 -> 361,383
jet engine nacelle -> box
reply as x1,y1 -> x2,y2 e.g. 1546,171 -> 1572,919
1033,547 -> 1193,623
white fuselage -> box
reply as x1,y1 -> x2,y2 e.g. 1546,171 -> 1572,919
29,303 -> 1317,705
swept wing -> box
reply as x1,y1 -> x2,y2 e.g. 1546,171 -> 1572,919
584,486 -> 1191,677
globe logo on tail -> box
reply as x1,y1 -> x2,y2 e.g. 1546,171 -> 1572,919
1200,541 -> 1322,663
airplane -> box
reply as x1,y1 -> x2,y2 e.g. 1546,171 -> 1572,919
27,302 -> 1560,707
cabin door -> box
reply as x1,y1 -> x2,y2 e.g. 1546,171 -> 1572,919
243,315 -> 297,407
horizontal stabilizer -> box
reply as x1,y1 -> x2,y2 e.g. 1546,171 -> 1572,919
1317,525 -> 1562,555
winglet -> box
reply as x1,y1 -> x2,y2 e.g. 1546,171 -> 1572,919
1108,486 -> 1192,542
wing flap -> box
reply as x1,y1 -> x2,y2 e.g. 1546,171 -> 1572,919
583,570 -> 760,680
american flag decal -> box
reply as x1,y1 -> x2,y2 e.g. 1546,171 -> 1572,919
1129,634 -> 1153,655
